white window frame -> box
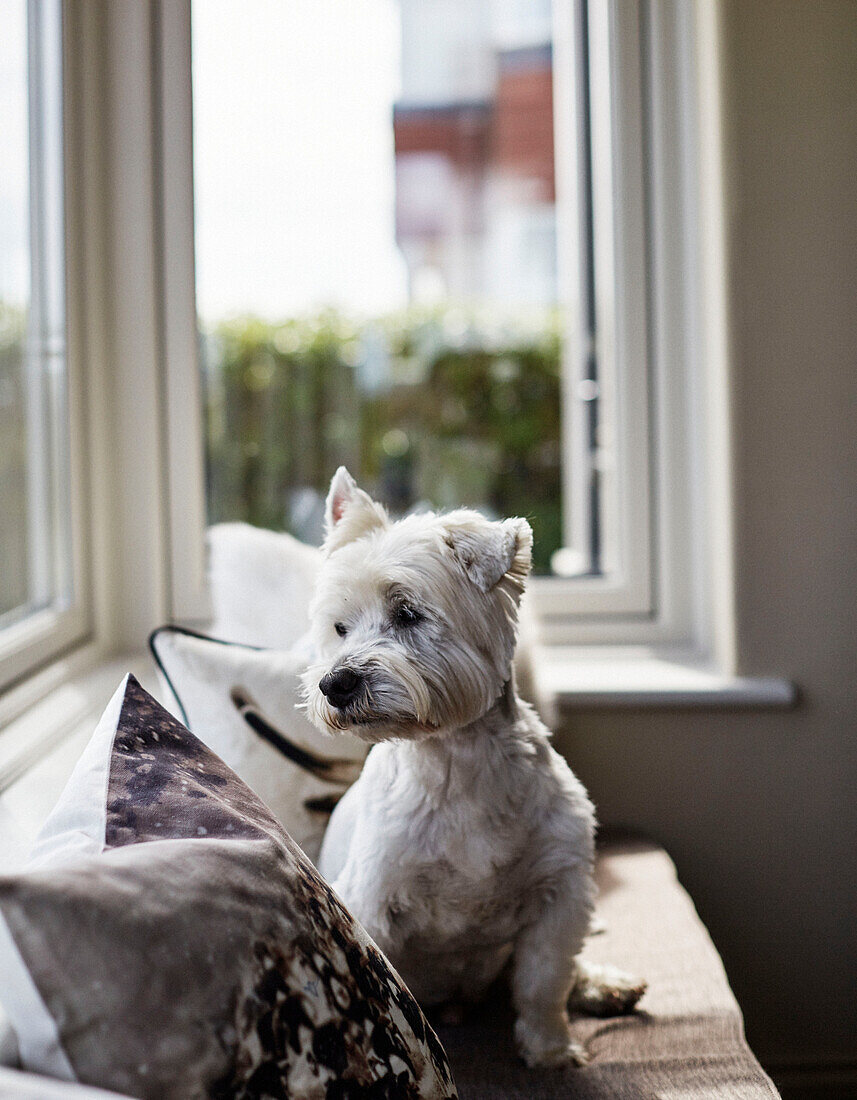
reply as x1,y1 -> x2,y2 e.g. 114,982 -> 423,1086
0,0 -> 92,693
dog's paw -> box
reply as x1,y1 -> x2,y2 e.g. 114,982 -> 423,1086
514,1016 -> 589,1069
569,959 -> 647,1017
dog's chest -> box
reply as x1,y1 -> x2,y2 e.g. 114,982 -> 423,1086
358,740 -> 543,949
395,829 -> 531,950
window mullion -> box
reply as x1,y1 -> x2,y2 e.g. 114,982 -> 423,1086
555,0 -> 599,580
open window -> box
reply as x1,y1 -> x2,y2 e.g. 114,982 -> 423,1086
183,0 -> 706,648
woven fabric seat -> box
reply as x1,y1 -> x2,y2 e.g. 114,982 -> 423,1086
435,835 -> 780,1099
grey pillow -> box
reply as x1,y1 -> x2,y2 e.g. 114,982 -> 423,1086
0,675 -> 456,1100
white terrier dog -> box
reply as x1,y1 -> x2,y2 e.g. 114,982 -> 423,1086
305,468 -> 645,1068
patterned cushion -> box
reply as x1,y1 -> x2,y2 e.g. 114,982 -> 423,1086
0,676 -> 456,1100
149,627 -> 368,862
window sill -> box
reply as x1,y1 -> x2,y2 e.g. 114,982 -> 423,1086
0,651 -> 155,795
530,645 -> 797,716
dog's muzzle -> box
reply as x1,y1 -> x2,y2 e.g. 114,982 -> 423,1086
319,667 -> 363,710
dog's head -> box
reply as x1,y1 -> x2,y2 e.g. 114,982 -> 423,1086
302,467 -> 532,742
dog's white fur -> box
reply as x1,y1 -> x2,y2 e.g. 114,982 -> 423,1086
306,468 -> 644,1067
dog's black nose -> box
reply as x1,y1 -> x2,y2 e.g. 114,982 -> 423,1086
319,667 -> 362,708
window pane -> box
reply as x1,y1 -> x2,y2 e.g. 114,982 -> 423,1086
194,0 -> 584,575
0,0 -> 71,629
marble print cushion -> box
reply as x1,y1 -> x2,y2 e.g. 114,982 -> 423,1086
0,676 -> 456,1100
149,627 -> 368,862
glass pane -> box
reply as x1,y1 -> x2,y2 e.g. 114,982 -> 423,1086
0,0 -> 70,627
194,0 -> 568,574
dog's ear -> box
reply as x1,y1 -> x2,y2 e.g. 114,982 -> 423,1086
324,466 -> 389,553
442,513 -> 533,594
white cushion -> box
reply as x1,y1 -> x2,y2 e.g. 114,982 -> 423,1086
149,627 -> 367,861
206,523 -> 320,651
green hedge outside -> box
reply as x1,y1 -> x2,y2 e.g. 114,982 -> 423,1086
203,307 -> 563,574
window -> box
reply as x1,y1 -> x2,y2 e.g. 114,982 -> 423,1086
186,0 -> 702,647
0,0 -> 88,691
0,0 -> 728,717
13,0 -> 707,665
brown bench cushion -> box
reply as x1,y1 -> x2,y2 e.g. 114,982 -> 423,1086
436,836 -> 780,1099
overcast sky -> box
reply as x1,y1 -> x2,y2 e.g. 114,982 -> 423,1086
1,2 -> 411,321
193,0 -> 409,323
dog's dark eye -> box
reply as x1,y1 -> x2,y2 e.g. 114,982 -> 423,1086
393,604 -> 423,629
334,622 -> 348,637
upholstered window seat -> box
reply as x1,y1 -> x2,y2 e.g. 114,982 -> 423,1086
0,721 -> 779,1099
437,833 -> 780,1098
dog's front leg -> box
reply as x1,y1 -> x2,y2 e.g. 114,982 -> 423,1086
511,869 -> 593,1068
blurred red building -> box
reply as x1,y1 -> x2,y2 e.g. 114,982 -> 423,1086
393,3 -> 557,307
